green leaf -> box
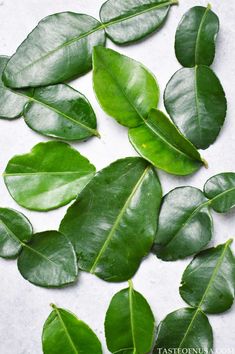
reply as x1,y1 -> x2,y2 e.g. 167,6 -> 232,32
60,157 -> 162,282
0,56 -> 28,119
129,109 -> 204,176
180,239 -> 235,314
0,208 -> 32,259
105,281 -> 155,353
154,308 -> 213,351
24,84 -> 99,140
204,172 -> 235,213
3,141 -> 95,211
100,0 -> 177,45
164,66 -> 227,149
42,305 -> 102,354
153,186 -> 213,261
18,231 -> 78,287
175,5 -> 219,67
3,13 -> 106,88
93,46 -> 159,127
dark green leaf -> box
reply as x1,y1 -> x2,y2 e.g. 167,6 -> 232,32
0,56 -> 28,119
60,157 -> 162,282
105,281 -> 155,353
0,208 -> 32,259
24,84 -> 99,140
153,186 -> 212,261
42,305 -> 102,354
3,13 -> 106,88
129,109 -> 204,176
164,66 -> 227,149
4,141 -> 95,211
180,239 -> 235,314
154,308 -> 213,351
18,231 -> 78,287
93,46 -> 159,127
204,173 -> 235,213
175,5 -> 219,67
100,0 -> 177,44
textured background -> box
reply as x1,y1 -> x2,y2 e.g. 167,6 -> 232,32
0,0 -> 234,353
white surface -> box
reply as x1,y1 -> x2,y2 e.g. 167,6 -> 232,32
0,1 -> 234,353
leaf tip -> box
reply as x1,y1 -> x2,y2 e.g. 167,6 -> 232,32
50,303 -> 57,310
226,238 -> 233,246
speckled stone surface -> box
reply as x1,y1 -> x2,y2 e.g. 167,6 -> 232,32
0,1 -> 234,353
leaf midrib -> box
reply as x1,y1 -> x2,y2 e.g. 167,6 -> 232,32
90,166 -> 150,273
144,118 -> 201,163
3,171 -> 93,177
0,219 -> 23,245
53,306 -> 79,354
12,89 -> 99,137
129,284 -> 138,354
194,5 -> 211,64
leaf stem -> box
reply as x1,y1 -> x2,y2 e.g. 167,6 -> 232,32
202,158 -> 209,169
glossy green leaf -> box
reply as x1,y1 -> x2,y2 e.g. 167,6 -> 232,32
180,239 -> 235,314
60,157 -> 162,282
0,56 -> 28,119
93,46 -> 159,127
18,231 -> 78,287
100,0 -> 177,44
105,281 -> 155,353
129,109 -> 204,176
175,5 -> 219,67
24,84 -> 99,140
164,66 -> 227,149
0,208 -> 32,259
4,141 -> 95,211
153,186 -> 212,261
204,172 -> 235,213
3,13 -> 106,88
154,308 -> 213,351
42,304 -> 102,354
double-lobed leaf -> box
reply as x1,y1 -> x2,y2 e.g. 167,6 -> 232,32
60,157 -> 162,282
100,0 -> 177,44
204,172 -> 235,213
0,208 -> 32,259
164,65 -> 227,150
93,47 -> 204,175
0,56 -> 99,141
180,239 -> 235,314
153,186 -> 213,261
0,56 -> 28,119
4,141 -> 95,211
42,305 -> 102,354
18,231 -> 78,287
175,5 -> 219,67
105,281 -> 155,353
3,13 -> 106,88
3,1 -> 177,88
154,308 -> 213,351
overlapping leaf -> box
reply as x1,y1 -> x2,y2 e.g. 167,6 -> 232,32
100,0 -> 177,44
154,308 -> 213,351
175,5 -> 219,67
164,66 -> 227,150
204,172 -> 235,213
42,305 -> 102,354
0,208 -> 32,258
154,186 -> 213,261
60,157 -> 162,282
93,47 -> 204,175
18,231 -> 78,287
3,141 -> 95,211
105,281 -> 155,353
180,239 -> 235,314
0,57 -> 99,140
3,1 -> 177,88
